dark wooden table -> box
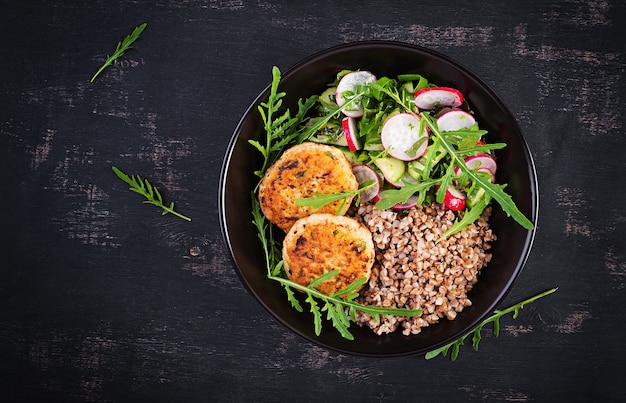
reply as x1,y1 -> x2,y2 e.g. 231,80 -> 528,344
2,1 -> 625,401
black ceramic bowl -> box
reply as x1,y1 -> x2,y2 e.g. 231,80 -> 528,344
219,41 -> 538,357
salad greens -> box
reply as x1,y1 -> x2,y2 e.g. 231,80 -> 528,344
299,72 -> 533,236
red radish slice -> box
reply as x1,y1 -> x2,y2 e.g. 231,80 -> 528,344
342,117 -> 361,151
464,154 -> 497,175
352,164 -> 380,203
336,71 -> 377,118
436,109 -> 476,132
380,113 -> 429,161
443,184 -> 466,211
414,87 -> 464,110
393,195 -> 418,211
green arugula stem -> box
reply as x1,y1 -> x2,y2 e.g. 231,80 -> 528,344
148,200 -> 192,222
425,287 -> 558,361
268,274 -> 423,318
112,166 -> 191,222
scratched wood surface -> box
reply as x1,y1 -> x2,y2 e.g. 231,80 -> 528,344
1,1 -> 625,402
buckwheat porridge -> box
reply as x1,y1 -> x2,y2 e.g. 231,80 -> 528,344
351,202 -> 496,335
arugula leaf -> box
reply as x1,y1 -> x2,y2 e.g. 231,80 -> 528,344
375,180 -> 438,210
112,166 -> 191,221
294,190 -> 357,210
262,260 -> 423,340
250,67 -> 317,179
437,195 -> 492,242
421,113 -> 534,230
91,23 -> 147,82
294,180 -> 375,212
309,270 -> 340,289
424,287 -> 557,361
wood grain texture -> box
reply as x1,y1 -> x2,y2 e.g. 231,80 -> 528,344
1,0 -> 625,402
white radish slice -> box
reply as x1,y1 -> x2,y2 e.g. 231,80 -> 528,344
476,167 -> 495,183
380,113 -> 429,161
336,71 -> 377,118
454,166 -> 495,183
352,164 -> 380,204
443,184 -> 466,211
464,154 -> 497,175
436,109 -> 476,132
398,172 -> 420,187
342,117 -> 361,151
393,195 -> 418,211
414,87 -> 464,110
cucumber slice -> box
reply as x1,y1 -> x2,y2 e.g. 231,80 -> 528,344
339,148 -> 360,165
373,157 -> 405,186
316,86 -> 338,114
309,122 -> 348,146
407,160 -> 426,181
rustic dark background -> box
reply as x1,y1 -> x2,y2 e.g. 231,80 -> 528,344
1,1 -> 625,402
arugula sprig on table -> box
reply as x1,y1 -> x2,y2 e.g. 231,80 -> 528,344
91,23 -> 147,82
425,287 -> 558,360
112,166 -> 191,222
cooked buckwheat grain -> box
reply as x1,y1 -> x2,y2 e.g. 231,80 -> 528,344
351,202 -> 496,336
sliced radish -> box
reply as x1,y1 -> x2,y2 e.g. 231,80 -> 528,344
342,117 -> 361,151
398,172 -> 420,187
476,167 -> 495,183
336,71 -> 377,118
453,166 -> 495,189
352,164 -> 380,204
414,87 -> 464,110
380,113 -> 429,161
443,184 -> 466,211
436,109 -> 476,132
393,195 -> 418,211
373,157 -> 405,185
464,154 -> 497,175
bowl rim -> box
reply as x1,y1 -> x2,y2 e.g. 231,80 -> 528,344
219,40 -> 539,357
